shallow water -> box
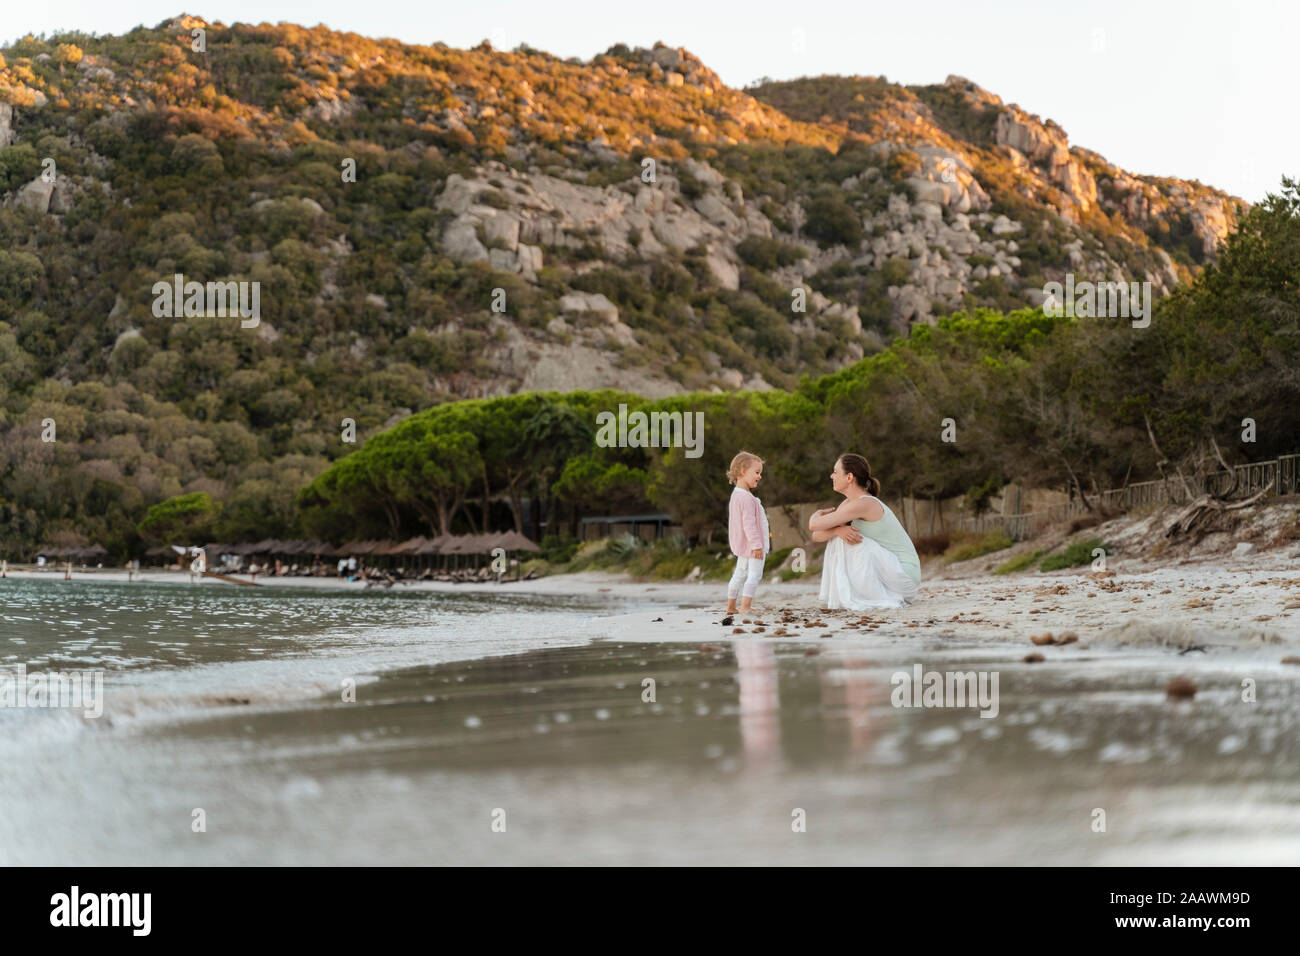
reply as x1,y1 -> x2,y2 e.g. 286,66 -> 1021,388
2,578 -> 1298,864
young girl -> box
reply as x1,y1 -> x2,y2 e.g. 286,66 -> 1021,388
725,451 -> 770,616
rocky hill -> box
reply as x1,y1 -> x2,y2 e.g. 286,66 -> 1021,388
0,15 -> 1254,552
1,16 -> 1243,401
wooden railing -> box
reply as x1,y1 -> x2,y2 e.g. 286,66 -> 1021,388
948,454 -> 1300,540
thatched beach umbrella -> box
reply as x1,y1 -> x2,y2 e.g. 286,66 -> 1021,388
302,540 -> 337,558
438,535 -> 469,556
494,531 -> 540,553
387,537 -> 427,571
419,535 -> 450,555
472,532 -> 504,553
436,534 -> 478,570
415,535 -> 448,572
491,531 -> 539,579
452,534 -> 499,555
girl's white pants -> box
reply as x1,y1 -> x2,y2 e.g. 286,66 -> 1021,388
727,555 -> 765,600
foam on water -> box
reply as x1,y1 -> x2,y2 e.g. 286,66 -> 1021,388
0,578 -> 627,753
97,609 -> 603,731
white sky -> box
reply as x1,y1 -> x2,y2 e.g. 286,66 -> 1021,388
4,1 -> 1292,203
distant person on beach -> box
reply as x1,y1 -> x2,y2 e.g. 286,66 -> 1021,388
809,453 -> 920,610
724,451 -> 770,617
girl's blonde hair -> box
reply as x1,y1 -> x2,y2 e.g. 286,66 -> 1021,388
727,451 -> 765,486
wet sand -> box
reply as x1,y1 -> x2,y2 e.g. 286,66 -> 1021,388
8,627 -> 1300,865
5,552 -> 1299,865
11,547 -> 1300,649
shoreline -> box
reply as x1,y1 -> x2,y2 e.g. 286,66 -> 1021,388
8,546 -> 1299,650
6,550 -> 1299,866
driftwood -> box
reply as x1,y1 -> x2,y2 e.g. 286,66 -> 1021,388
1147,422 -> 1271,537
1165,488 -> 1271,537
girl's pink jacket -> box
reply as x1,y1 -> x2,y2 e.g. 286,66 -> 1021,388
728,486 -> 769,557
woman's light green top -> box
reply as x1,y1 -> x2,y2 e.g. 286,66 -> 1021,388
850,496 -> 922,585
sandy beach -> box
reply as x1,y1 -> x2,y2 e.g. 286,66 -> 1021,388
5,503 -> 1300,865
13,504 -> 1299,652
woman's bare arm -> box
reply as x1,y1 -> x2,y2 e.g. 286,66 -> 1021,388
811,525 -> 862,544
807,497 -> 873,532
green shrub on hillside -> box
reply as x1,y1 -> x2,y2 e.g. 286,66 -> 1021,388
944,531 -> 1013,563
736,236 -> 805,270
805,194 -> 862,247
1039,538 -> 1107,572
993,550 -> 1043,575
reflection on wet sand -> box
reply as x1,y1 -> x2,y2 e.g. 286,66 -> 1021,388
8,628 -> 1300,865
734,642 -> 888,767
734,640 -> 779,763
817,653 -> 882,754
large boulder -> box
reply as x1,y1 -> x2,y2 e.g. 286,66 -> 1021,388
705,247 -> 740,290
991,215 -> 1022,235
694,192 -> 741,231
560,292 -> 620,324
650,45 -> 682,71
994,110 -> 1065,164
13,177 -> 55,214
484,213 -> 520,250
1190,202 -> 1232,257
443,219 -> 489,263
994,109 -> 1096,214
515,244 -> 543,276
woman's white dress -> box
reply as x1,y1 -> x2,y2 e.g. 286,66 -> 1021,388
818,521 -> 919,611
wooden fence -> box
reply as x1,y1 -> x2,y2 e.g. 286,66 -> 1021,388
947,454 -> 1300,541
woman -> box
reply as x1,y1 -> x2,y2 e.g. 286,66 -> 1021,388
808,453 -> 921,610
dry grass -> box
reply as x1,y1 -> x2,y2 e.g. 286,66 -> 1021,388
912,532 -> 951,557
943,531 -> 1014,563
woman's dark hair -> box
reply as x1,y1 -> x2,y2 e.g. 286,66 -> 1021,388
838,453 -> 881,496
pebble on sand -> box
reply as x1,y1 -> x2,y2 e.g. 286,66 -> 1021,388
1030,632 -> 1079,646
